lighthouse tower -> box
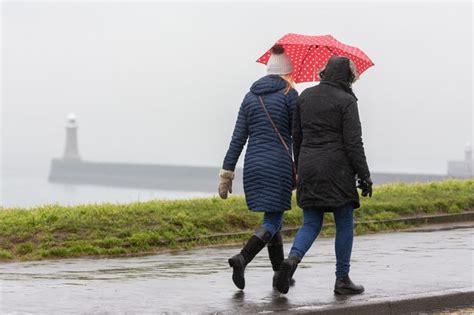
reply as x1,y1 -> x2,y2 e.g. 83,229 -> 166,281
63,113 -> 81,161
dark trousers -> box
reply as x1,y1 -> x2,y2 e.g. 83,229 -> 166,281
289,205 -> 354,277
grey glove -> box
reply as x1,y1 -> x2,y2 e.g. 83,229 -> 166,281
218,169 -> 234,199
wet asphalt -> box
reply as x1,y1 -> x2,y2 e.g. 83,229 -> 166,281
0,228 -> 472,314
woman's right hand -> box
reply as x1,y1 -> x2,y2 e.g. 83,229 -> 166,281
218,169 -> 234,199
357,177 -> 373,198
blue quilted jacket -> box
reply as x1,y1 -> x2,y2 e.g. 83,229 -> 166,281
222,75 -> 298,212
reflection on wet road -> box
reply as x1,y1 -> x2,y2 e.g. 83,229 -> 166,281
0,228 -> 472,313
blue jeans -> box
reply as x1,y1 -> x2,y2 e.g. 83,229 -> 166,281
289,205 -> 354,278
261,211 -> 284,236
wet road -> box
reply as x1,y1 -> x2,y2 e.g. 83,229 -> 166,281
0,228 -> 472,314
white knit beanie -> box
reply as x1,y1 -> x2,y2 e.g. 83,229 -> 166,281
267,44 -> 292,75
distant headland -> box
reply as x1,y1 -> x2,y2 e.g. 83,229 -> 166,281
49,114 -> 471,192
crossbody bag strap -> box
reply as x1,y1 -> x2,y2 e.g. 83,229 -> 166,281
258,96 -> 292,159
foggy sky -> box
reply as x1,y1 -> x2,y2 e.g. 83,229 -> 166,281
1,1 -> 473,176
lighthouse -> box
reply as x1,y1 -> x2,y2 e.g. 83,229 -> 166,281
63,113 -> 81,161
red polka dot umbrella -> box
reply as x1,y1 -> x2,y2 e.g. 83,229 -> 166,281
257,33 -> 374,83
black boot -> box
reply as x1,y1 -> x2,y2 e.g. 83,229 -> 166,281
228,227 -> 272,290
275,255 -> 301,294
268,231 -> 296,288
334,275 -> 365,295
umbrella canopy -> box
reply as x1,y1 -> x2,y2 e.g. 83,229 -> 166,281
257,33 -> 374,83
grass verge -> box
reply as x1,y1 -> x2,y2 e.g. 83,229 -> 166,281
0,179 -> 473,262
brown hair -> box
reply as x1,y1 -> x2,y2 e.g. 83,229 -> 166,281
280,74 -> 295,94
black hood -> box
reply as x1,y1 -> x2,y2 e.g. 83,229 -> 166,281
320,56 -> 357,100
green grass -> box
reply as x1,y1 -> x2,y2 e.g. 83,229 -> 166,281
0,179 -> 472,262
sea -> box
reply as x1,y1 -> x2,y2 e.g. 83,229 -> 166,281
1,161 -> 449,209
1,166 -> 214,209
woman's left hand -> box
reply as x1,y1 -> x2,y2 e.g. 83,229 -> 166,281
218,169 -> 234,199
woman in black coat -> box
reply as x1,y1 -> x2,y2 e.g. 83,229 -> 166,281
275,56 -> 373,295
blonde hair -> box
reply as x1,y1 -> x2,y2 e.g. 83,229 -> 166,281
280,74 -> 295,94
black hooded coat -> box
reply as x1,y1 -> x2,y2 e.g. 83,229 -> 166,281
293,56 -> 370,210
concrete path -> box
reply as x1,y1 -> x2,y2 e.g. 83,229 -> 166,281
0,228 -> 472,314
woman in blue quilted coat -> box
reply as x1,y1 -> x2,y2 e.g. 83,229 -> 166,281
218,45 -> 298,290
